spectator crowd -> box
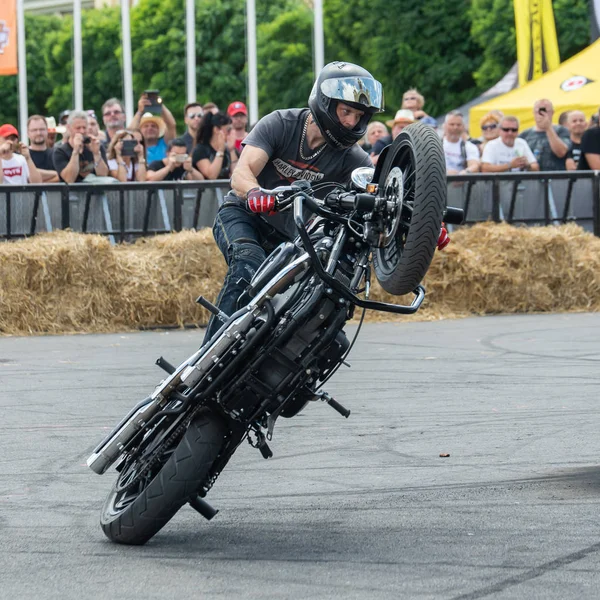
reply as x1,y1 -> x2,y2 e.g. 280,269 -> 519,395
0,93 -> 250,185
1,88 -> 600,185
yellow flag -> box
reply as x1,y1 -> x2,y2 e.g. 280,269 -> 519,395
514,0 -> 560,86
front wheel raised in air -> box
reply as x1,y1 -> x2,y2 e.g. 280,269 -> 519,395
100,410 -> 226,545
373,122 -> 446,296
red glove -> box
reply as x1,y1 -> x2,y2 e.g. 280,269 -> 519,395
437,226 -> 450,251
247,187 -> 276,214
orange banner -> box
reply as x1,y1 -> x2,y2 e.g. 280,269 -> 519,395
0,0 -> 18,76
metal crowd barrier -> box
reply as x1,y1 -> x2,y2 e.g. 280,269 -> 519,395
0,172 -> 599,241
446,170 -> 600,236
0,180 -> 228,242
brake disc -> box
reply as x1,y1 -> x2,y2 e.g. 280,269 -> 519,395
380,166 -> 404,246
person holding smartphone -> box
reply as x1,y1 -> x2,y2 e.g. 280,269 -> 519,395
106,129 -> 147,182
518,99 -> 570,170
129,91 -> 177,161
146,137 -> 204,181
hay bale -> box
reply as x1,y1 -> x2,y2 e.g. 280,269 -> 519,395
0,223 -> 598,335
368,222 -> 600,322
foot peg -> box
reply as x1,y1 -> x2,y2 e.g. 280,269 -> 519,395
259,440 -> 273,459
156,356 -> 176,374
249,427 -> 274,459
316,390 -> 351,418
188,495 -> 219,520
196,296 -> 230,323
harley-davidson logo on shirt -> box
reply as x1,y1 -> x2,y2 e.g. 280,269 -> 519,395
272,158 -> 325,182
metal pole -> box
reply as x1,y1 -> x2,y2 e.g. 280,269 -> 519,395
246,0 -> 258,125
121,0 -> 134,124
16,0 -> 28,140
73,0 -> 83,110
186,0 -> 196,103
313,0 -> 324,75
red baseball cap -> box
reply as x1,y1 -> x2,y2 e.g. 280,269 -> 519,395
227,101 -> 248,116
0,124 -> 19,138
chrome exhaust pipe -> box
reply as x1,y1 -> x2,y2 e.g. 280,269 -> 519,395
87,253 -> 311,476
86,397 -> 162,475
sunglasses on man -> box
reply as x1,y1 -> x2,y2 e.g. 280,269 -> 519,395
501,127 -> 519,133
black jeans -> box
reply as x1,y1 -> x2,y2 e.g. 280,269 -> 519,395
204,201 -> 286,340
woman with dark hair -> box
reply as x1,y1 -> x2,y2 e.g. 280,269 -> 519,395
192,111 -> 236,180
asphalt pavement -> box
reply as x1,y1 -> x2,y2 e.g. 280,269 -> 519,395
1,313 -> 600,599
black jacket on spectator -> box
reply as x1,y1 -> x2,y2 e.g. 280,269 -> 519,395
578,128 -> 600,170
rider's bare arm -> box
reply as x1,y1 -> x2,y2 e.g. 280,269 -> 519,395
231,145 -> 270,199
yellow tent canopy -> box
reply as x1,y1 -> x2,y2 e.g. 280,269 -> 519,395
469,40 -> 600,136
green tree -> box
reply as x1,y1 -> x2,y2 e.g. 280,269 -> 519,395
130,0 -> 298,122
257,5 -> 314,115
324,0 -> 484,117
44,8 -> 122,116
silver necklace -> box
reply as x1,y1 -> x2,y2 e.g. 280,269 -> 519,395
299,115 -> 326,161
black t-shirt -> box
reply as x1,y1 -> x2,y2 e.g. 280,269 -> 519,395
238,107 -> 372,238
192,143 -> 231,180
53,143 -> 108,182
147,159 -> 187,181
519,126 -> 571,171
182,131 -> 195,154
29,148 -> 55,171
578,128 -> 600,170
566,141 -> 582,167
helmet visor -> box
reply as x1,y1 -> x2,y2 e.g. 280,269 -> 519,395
320,77 -> 384,112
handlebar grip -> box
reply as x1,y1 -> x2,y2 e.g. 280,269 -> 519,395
444,206 -> 465,225
355,193 -> 378,212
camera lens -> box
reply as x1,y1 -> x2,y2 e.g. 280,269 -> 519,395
83,136 -> 91,144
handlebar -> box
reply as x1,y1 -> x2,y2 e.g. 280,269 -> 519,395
291,191 -> 425,315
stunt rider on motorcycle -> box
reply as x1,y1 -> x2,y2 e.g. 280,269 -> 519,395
205,61 -> 447,339
205,61 -> 382,338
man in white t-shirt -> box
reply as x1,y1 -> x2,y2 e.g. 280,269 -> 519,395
0,123 -> 42,184
481,116 -> 539,172
442,111 -> 480,174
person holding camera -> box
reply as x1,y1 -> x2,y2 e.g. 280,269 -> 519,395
146,138 -> 204,182
53,111 -> 109,183
519,99 -> 570,171
0,124 -> 42,184
106,129 -> 147,182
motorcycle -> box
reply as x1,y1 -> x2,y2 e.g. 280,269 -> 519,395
87,122 -> 463,545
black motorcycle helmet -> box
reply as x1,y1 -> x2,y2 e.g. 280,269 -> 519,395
308,61 -> 384,149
